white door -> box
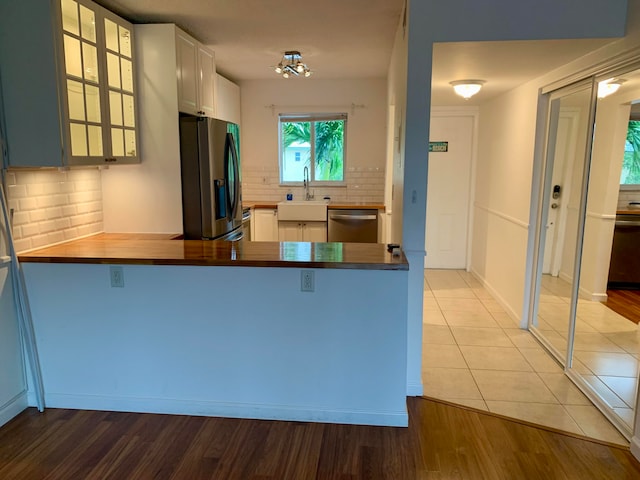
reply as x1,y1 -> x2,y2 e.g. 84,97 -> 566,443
425,114 -> 474,269
542,110 -> 578,275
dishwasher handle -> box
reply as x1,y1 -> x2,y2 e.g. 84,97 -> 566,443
615,219 -> 640,227
330,214 -> 377,221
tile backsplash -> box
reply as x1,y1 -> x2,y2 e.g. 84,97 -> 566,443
242,166 -> 385,203
5,169 -> 103,252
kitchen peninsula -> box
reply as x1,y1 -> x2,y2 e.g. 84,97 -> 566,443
18,235 -> 409,426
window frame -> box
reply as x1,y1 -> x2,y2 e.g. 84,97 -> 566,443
278,112 -> 347,186
620,118 -> 640,190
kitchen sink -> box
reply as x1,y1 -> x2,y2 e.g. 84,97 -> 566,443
277,200 -> 329,221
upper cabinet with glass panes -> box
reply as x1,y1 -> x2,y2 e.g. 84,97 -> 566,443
59,0 -> 139,164
0,0 -> 139,167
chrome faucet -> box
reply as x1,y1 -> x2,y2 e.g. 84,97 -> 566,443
303,165 -> 314,200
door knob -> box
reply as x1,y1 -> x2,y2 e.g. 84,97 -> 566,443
551,203 -> 559,209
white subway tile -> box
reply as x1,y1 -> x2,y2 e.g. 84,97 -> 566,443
7,184 -> 27,198
26,183 -> 45,196
62,205 -> 77,216
13,238 -> 32,253
29,210 -> 47,222
12,211 -> 30,225
22,223 -> 40,237
45,207 -> 63,219
20,197 -> 38,210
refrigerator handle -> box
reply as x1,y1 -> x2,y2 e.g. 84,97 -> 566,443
225,132 -> 240,218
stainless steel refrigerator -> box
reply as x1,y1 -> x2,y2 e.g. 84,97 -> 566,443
179,114 -> 243,240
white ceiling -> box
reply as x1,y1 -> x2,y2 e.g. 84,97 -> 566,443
97,0 -> 617,105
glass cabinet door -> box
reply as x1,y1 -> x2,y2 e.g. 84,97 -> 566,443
60,0 -> 103,157
104,16 -> 137,158
58,0 -> 138,164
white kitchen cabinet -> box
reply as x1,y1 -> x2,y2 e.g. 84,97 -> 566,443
278,221 -> 327,242
253,208 -> 279,241
176,29 -> 216,117
215,74 -> 241,125
0,0 -> 140,167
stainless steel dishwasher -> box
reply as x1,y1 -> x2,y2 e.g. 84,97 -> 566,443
328,209 -> 378,243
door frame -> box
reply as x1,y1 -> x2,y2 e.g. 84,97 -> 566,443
426,106 -> 479,270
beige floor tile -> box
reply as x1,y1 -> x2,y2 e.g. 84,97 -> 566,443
485,401 -> 584,436
570,358 -> 594,375
423,290 -> 435,298
580,374 -> 628,408
432,287 -> 478,299
573,333 -> 626,353
423,344 -> 468,369
581,314 -> 639,334
471,370 -> 559,403
574,351 -> 639,377
479,298 -> 505,313
442,310 -> 499,328
460,346 -> 532,372
423,324 -> 456,345
537,373 -> 591,405
436,297 -> 487,312
423,296 -> 441,311
450,326 -> 513,347
423,310 -> 447,325
564,405 -> 628,445
598,376 -> 638,407
470,287 -> 493,299
519,347 -> 563,373
491,312 -> 521,329
613,407 -> 636,428
604,331 -> 640,354
503,329 -> 540,349
422,367 -> 483,400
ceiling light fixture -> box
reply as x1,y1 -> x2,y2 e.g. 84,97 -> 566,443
450,79 -> 485,99
597,78 -> 623,98
274,51 -> 312,78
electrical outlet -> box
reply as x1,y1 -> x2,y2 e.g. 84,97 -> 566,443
110,266 -> 124,288
301,270 -> 314,292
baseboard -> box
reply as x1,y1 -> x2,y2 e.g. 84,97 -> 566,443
32,393 -> 409,427
407,382 -> 424,397
0,391 -> 28,428
469,268 -> 521,324
631,435 -> 640,461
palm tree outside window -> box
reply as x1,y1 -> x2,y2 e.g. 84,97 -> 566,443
279,113 -> 346,183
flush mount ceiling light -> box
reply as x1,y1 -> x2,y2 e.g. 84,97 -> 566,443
450,80 -> 485,99
597,78 -> 623,98
274,51 -> 312,78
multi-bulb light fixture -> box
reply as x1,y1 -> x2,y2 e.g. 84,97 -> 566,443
274,51 -> 312,78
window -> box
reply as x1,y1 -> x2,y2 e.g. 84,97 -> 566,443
622,120 -> 640,186
279,113 -> 346,183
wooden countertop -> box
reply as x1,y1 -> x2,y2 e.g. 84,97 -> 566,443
18,233 -> 408,270
616,210 -> 640,215
243,201 -> 385,210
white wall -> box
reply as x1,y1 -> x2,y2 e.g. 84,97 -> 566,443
101,24 -> 183,234
239,78 -> 387,203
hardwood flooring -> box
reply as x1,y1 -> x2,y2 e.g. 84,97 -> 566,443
606,289 -> 640,324
0,398 -> 639,479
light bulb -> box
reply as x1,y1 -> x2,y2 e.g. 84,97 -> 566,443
275,64 -> 282,74
304,70 -> 311,77
450,80 -> 484,99
283,71 -> 289,79
296,63 -> 304,73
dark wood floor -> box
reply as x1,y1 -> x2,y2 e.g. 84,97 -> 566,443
0,398 -> 638,479
606,289 -> 640,324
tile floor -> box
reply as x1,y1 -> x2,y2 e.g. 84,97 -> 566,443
535,274 -> 640,432
422,269 -> 630,445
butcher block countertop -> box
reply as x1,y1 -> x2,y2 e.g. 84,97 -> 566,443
18,233 -> 408,270
243,201 -> 385,210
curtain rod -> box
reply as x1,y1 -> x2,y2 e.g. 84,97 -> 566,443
265,103 -> 366,116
